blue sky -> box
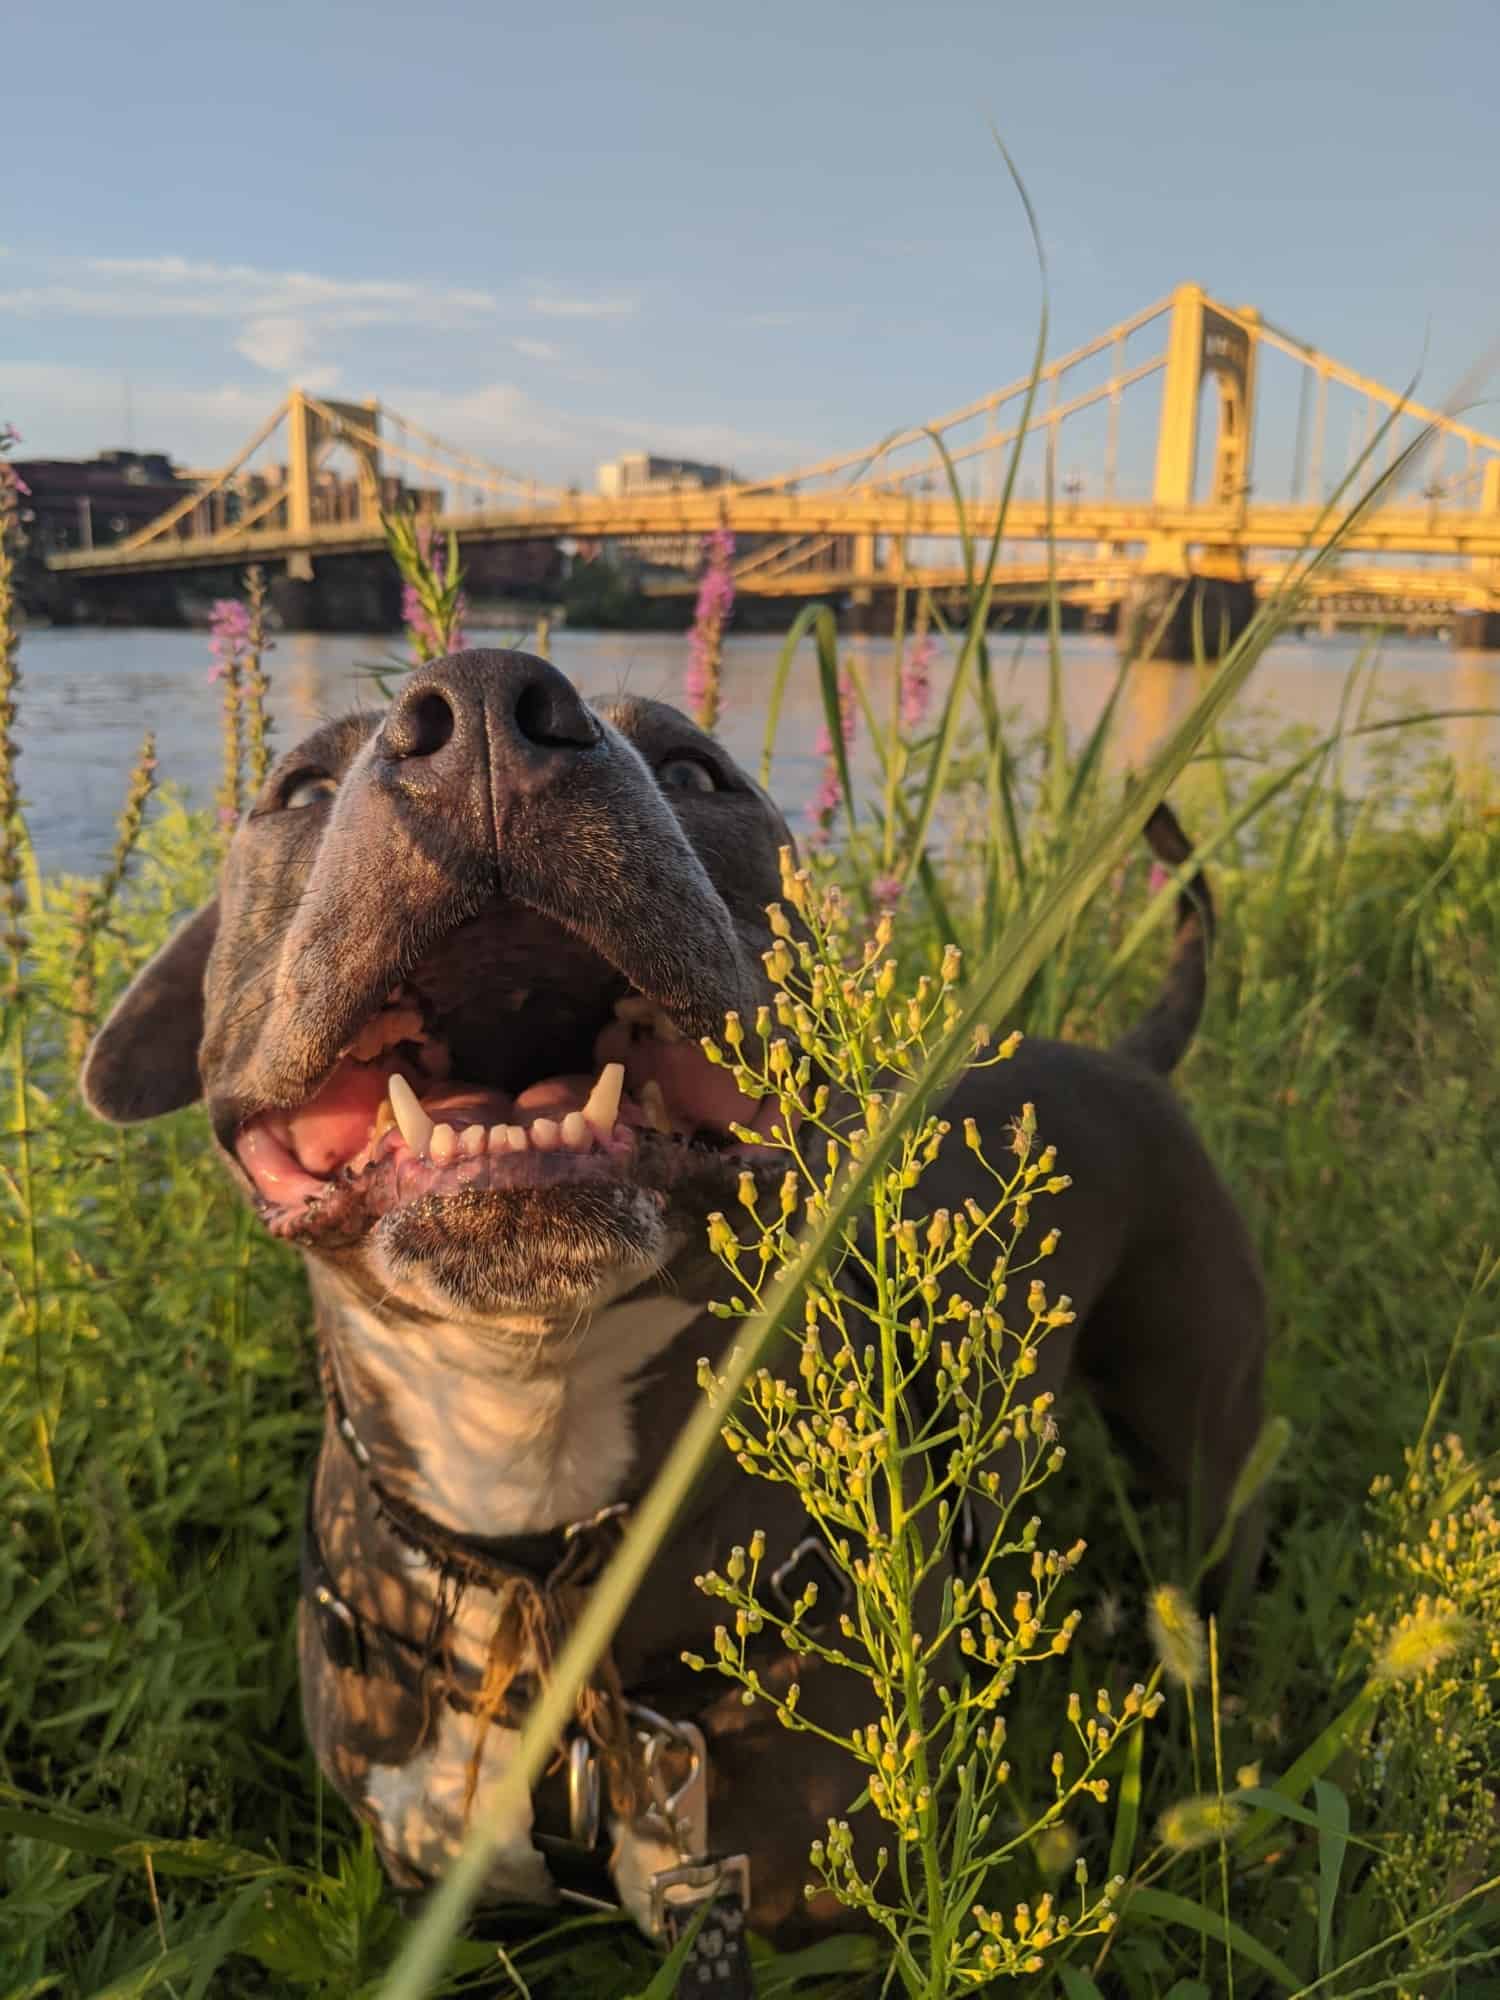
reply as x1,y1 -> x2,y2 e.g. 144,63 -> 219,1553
4,0 -> 1497,493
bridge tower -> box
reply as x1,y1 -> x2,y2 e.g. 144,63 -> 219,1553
1455,457 -> 1500,650
1121,282 -> 1260,661
274,391 -> 391,627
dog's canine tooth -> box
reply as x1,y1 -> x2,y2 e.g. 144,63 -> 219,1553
582,1061 -> 624,1139
429,1123 -> 457,1163
560,1110 -> 590,1149
530,1118 -> 560,1151
388,1073 -> 434,1154
639,1078 -> 671,1135
459,1123 -> 487,1157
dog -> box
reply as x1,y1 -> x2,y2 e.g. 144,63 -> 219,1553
83,647 -> 1266,1953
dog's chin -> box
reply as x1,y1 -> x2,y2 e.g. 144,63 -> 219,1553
369,1181 -> 673,1321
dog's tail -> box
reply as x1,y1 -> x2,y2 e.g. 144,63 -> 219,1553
1111,802 -> 1215,1077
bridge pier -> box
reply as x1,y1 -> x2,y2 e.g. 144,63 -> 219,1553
1454,608 -> 1500,651
1118,573 -> 1257,663
269,557 -> 402,634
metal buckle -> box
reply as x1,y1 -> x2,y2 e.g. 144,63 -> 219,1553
629,1703 -> 709,1861
769,1533 -> 853,1631
567,1733 -> 601,1849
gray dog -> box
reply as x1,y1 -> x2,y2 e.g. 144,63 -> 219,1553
83,649 -> 1266,1961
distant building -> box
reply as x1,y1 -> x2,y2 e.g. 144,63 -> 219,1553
14,449 -> 191,562
596,451 -> 740,569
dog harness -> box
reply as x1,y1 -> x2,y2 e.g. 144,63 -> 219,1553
302,1346 -> 853,1994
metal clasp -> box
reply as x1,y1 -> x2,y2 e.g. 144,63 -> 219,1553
629,1702 -> 709,1862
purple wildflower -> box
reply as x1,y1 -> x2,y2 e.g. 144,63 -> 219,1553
871,873 -> 904,913
206,598 -> 253,683
685,528 -> 735,732
900,633 -> 936,732
404,525 -> 469,662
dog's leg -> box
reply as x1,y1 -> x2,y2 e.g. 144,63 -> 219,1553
1077,1224 -> 1268,1612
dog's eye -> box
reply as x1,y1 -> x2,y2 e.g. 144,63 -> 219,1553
657,755 -> 719,795
282,772 -> 338,811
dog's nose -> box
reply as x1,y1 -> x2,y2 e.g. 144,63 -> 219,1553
375,650 -> 601,786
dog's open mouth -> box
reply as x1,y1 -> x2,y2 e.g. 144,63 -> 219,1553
231,905 -> 772,1242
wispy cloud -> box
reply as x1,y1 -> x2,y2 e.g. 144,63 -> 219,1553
233,315 -> 344,387
510,335 -> 562,363
527,291 -> 639,320
0,251 -> 500,335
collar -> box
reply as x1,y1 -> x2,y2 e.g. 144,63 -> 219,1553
318,1337 -> 632,1596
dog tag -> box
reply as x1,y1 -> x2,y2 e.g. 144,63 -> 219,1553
652,1856 -> 753,1998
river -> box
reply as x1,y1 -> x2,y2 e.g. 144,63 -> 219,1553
14,624 -> 1500,876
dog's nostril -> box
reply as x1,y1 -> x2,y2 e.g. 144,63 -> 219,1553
513,677 -> 599,751
382,691 -> 455,761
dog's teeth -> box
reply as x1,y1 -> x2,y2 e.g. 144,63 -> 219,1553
560,1110 -> 590,1150
487,1124 -> 509,1154
506,1125 -> 530,1152
531,1118 -> 560,1151
582,1061 -> 625,1139
388,1073 -> 434,1155
640,1078 -> 671,1135
429,1123 -> 457,1163
460,1123 -> 487,1157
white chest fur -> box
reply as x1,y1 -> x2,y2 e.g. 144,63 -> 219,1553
316,1281 -> 702,1537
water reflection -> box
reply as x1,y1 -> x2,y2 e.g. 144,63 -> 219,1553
17,624 -> 1500,875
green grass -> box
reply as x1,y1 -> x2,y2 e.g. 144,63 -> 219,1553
3,582 -> 1500,1993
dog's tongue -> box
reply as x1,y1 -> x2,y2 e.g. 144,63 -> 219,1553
284,1061 -> 395,1176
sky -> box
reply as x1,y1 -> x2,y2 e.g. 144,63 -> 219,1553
4,0 -> 1499,497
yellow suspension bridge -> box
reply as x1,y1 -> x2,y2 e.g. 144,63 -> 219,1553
45,283 -> 1500,657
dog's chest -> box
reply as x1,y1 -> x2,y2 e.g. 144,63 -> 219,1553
326,1288 -> 704,1538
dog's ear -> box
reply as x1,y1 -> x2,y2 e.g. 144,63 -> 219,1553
80,899 -> 219,1123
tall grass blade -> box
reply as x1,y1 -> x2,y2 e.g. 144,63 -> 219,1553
1122,1888 -> 1299,1991
1312,1777 -> 1350,1975
758,602 -> 831,788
